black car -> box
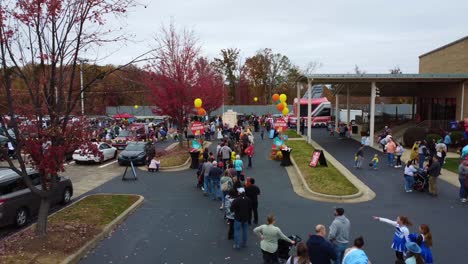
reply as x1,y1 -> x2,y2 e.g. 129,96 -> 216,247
0,168 -> 73,227
118,142 -> 148,166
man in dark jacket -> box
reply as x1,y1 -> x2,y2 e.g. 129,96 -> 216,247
208,161 -> 223,200
307,224 -> 337,264
427,156 -> 441,197
231,189 -> 252,249
245,178 -> 260,225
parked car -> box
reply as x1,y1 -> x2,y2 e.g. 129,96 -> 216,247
118,142 -> 148,166
72,142 -> 117,164
0,168 -> 73,227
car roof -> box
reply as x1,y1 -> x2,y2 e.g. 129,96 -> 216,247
0,168 -> 36,183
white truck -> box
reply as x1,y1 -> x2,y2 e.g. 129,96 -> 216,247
339,109 -> 362,123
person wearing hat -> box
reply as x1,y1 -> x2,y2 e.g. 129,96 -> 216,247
231,188 -> 252,249
404,242 -> 424,264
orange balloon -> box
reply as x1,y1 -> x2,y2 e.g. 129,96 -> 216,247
197,108 -> 206,116
272,94 -> 280,102
276,103 -> 285,111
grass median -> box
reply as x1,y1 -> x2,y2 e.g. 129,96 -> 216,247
159,145 -> 190,167
0,194 -> 140,264
444,157 -> 460,174
287,140 -> 359,196
284,129 -> 303,138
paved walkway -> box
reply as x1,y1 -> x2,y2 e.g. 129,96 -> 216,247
80,130 -> 468,263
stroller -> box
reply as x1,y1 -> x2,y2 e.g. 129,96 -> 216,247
413,170 -> 429,192
277,235 -> 302,263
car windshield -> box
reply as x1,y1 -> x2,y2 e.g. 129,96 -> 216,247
125,144 -> 145,151
119,130 -> 131,137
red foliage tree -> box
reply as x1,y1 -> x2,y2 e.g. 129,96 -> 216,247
0,0 -> 140,236
144,24 -> 224,130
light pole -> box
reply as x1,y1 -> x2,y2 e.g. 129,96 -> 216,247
78,58 -> 88,116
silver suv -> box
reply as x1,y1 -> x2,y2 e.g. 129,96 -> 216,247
0,168 -> 73,227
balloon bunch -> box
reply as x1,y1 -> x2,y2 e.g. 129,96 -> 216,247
272,93 -> 289,115
194,98 -> 206,116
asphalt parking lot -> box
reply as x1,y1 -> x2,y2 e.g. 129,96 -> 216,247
0,139 -> 176,239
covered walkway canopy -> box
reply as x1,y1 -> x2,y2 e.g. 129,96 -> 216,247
299,74 -> 468,146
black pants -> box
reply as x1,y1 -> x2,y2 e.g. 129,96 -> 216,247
262,249 -> 279,264
228,219 -> 234,240
395,251 -> 404,261
248,156 -> 252,167
396,155 -> 402,166
249,201 -> 258,225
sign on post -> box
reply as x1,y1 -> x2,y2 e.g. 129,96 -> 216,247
190,121 -> 205,136
274,118 -> 288,133
309,149 -> 328,167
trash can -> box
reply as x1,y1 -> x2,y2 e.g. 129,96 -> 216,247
189,151 -> 200,169
352,125 -> 358,134
280,149 -> 292,167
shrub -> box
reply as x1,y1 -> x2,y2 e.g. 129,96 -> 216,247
403,127 -> 426,147
451,131 -> 464,146
426,133 -> 442,143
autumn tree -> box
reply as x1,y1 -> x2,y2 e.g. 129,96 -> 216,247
144,24 -> 224,134
213,48 -> 241,104
0,0 -> 142,236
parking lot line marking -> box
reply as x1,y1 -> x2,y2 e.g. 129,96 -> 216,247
99,160 -> 117,168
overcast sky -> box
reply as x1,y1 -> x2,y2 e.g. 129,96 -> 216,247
99,0 -> 468,74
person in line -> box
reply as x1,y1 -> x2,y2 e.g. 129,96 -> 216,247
261,126 -> 265,140
458,160 -> 468,202
286,242 -> 311,264
386,137 -> 397,167
203,147 -> 209,162
220,143 -> 232,170
354,145 -> 364,169
224,189 -> 238,240
328,208 -> 351,264
306,224 -> 337,264
245,177 -> 261,225
395,142 -> 404,168
426,156 -> 441,197
404,242 -> 424,264
208,161 -> 223,201
409,224 -> 433,264
372,215 -> 412,262
220,170 -> 234,209
234,154 -> 244,181
253,215 -> 295,263
418,141 -> 428,169
410,141 -> 419,165
231,188 -> 252,249
342,236 -> 371,264
444,132 -> 452,150
404,161 -> 418,193
200,158 -> 213,194
245,144 -> 255,168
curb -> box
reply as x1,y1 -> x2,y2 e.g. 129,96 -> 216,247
285,137 -> 376,203
61,194 -> 144,264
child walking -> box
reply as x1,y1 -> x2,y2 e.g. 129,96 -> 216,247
370,154 -> 379,170
148,156 -> 160,172
354,144 -> 364,169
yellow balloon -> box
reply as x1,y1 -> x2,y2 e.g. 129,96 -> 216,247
194,98 -> 202,108
134,105 -> 139,109
282,107 -> 289,115
254,97 -> 258,102
279,94 -> 287,103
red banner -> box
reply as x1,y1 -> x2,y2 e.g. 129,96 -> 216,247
275,118 -> 288,133
190,121 -> 205,136
309,151 -> 321,167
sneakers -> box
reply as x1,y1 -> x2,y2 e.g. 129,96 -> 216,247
406,190 -> 413,193
461,198 -> 467,203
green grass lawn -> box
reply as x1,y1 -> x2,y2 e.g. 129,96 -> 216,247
159,146 -> 190,167
284,129 -> 303,138
444,158 -> 461,174
287,140 -> 359,196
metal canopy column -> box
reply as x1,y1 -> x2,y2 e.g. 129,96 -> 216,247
335,92 -> 339,133
296,82 -> 301,135
347,87 -> 350,124
369,82 -> 377,146
307,79 -> 312,143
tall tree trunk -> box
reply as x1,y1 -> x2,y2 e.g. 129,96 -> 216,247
36,196 -> 51,237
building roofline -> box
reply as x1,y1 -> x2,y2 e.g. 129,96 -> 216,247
419,36 -> 468,58
305,73 -> 468,79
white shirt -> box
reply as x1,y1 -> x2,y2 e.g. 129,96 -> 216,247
404,165 -> 418,176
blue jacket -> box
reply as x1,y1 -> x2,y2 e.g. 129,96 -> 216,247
307,235 -> 337,264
